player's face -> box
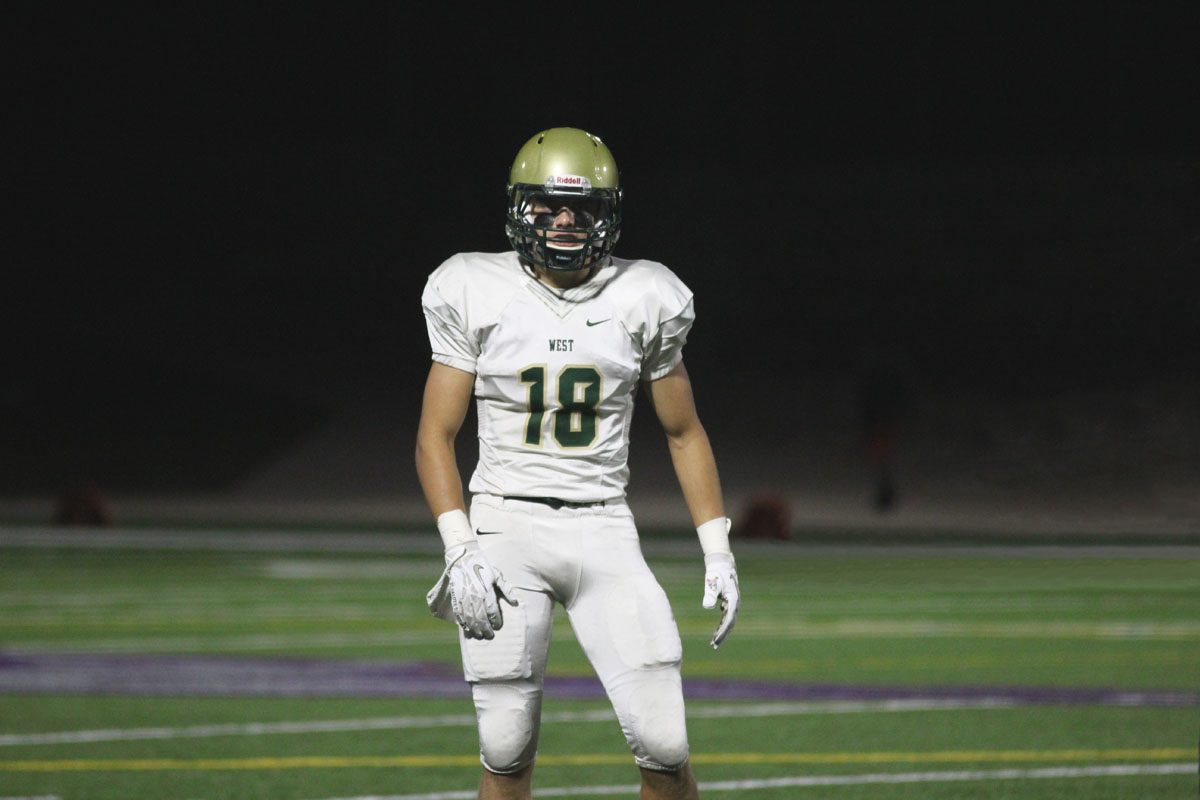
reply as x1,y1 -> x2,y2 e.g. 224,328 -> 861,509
526,194 -> 603,252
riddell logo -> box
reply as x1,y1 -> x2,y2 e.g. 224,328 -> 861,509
546,175 -> 592,190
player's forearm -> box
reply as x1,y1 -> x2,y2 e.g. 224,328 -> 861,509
665,425 -> 725,528
415,430 -> 467,518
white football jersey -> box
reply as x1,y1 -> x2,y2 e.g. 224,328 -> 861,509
421,252 -> 695,502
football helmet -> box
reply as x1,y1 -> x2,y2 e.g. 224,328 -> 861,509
506,127 -> 622,272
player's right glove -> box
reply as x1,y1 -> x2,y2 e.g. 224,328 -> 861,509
453,543 -> 519,638
425,510 -> 518,640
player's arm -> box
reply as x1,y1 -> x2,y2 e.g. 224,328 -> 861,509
646,360 -> 740,650
415,361 -> 474,518
645,360 -> 724,527
416,361 -> 517,639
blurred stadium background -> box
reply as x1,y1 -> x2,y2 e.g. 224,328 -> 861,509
4,154 -> 1198,538
5,155 -> 1200,537
3,352 -> 1199,539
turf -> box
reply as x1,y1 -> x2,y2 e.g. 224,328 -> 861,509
0,533 -> 1196,799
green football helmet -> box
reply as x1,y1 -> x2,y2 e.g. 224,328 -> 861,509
505,127 -> 622,272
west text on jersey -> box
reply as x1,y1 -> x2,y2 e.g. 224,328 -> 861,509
549,339 -> 574,351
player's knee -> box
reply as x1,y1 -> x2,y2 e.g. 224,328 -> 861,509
627,681 -> 689,770
475,683 -> 540,774
635,724 -> 689,771
479,714 -> 535,774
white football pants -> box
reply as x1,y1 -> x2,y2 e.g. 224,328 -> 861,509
460,493 -> 690,774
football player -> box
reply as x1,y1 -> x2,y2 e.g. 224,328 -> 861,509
417,127 -> 739,800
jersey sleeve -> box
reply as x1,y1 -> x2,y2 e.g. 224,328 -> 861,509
421,259 -> 479,373
640,268 -> 696,382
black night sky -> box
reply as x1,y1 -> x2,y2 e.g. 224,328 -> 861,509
6,4 -> 1200,499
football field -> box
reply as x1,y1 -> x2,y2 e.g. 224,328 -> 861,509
0,527 -> 1196,799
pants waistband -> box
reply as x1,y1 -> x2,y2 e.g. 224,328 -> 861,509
473,493 -> 631,520
499,496 -> 609,510
502,495 -> 606,510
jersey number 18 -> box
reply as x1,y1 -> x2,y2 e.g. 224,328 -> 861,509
519,365 -> 601,448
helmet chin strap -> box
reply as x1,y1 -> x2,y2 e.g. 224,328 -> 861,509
521,255 -> 600,293
538,235 -> 596,272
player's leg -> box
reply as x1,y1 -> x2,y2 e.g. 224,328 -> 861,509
478,762 -> 533,800
466,497 -> 555,798
466,587 -> 553,798
564,506 -> 697,798
640,763 -> 699,800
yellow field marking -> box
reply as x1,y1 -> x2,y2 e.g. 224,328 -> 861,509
0,748 -> 1190,772
0,755 -> 478,772
691,749 -> 1194,765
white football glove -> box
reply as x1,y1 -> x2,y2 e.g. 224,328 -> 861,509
702,552 -> 739,650
427,542 -> 518,640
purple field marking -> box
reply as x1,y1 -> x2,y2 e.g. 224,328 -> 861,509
1,652 -> 1196,706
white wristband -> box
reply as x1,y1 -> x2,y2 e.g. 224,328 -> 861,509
696,516 -> 732,557
436,509 -> 476,551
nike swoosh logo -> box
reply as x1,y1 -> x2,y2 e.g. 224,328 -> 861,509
586,318 -> 611,327
475,530 -> 503,536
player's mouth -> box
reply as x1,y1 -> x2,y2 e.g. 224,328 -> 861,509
547,233 -> 585,250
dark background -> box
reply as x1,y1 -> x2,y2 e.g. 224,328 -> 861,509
6,4 -> 1199,514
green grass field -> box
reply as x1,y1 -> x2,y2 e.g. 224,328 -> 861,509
0,529 -> 1196,799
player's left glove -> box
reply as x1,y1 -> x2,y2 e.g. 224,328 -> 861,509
702,552 -> 739,649
697,516 -> 739,650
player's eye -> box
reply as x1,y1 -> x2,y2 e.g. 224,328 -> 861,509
531,208 -> 597,228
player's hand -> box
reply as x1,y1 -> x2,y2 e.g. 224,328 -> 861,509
702,552 -> 739,649
444,542 -> 518,640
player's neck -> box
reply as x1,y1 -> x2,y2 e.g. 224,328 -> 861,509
536,266 -> 595,291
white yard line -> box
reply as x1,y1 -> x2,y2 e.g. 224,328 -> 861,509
724,618 -> 1200,640
3,528 -> 1197,559
0,529 -> 437,555
262,560 -> 438,579
3,630 -> 449,653
3,607 -> 419,627
0,698 -> 1021,747
317,763 -> 1197,799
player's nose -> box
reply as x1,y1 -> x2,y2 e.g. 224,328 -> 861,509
552,208 -> 576,227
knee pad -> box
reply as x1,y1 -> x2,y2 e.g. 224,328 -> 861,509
624,675 -> 690,771
473,682 -> 542,774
